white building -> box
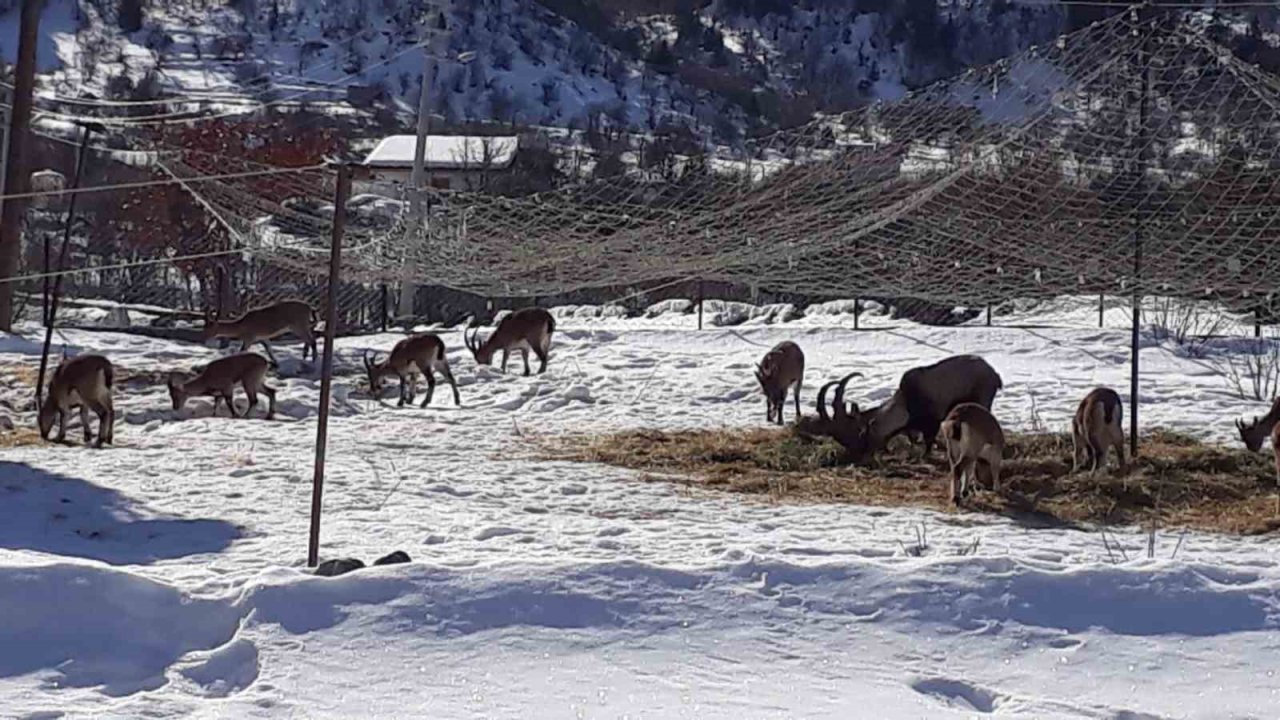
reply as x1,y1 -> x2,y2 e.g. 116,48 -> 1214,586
361,135 -> 519,192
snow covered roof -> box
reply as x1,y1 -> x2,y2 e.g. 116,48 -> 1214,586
363,135 -> 519,170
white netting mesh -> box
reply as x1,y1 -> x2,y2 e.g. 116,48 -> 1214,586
9,10 -> 1280,328
310,10 -> 1280,308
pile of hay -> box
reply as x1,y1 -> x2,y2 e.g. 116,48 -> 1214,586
537,427 -> 1280,535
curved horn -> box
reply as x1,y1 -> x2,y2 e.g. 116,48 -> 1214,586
831,372 -> 863,420
816,380 -> 839,423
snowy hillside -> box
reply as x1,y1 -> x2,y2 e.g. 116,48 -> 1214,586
2,297 -> 1280,716
0,0 -> 1069,143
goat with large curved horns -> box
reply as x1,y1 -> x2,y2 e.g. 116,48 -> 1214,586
797,371 -> 864,453
799,355 -> 1002,464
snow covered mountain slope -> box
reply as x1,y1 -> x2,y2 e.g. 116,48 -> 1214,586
0,0 -> 1068,142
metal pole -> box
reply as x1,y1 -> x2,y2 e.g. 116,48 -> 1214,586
854,297 -> 860,330
986,302 -> 992,327
400,11 -> 444,319
308,164 -> 351,568
380,283 -> 389,332
0,0 -> 41,331
42,222 -> 50,324
1130,19 -> 1151,460
1099,292 -> 1104,328
696,277 -> 703,330
35,125 -> 95,410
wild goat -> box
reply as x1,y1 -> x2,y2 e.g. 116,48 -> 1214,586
363,333 -> 461,408
1072,387 -> 1126,474
1236,396 -> 1280,453
755,341 -> 804,425
797,371 -> 863,452
802,355 -> 1003,463
38,354 -> 115,447
200,300 -> 318,363
940,403 -> 1005,506
465,308 -> 555,376
168,352 -> 277,419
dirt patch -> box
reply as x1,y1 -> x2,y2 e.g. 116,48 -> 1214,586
533,427 -> 1280,535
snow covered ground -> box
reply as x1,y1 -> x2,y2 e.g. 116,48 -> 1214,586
2,296 -> 1280,718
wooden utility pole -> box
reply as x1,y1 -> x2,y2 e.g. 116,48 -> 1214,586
308,164 -> 351,568
0,0 -> 43,331
400,9 -> 445,319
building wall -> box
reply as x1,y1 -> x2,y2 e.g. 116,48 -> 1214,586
364,167 -> 501,192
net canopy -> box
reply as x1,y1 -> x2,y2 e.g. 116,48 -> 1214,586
203,8 -> 1280,309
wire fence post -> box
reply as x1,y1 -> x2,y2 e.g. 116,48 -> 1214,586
35,124 -> 95,410
1129,13 -> 1151,460
1099,292 -> 1105,328
380,283 -> 389,332
308,164 -> 351,568
696,277 -> 703,330
986,302 -> 992,327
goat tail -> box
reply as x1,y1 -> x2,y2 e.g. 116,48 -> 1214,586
1103,394 -> 1122,426
102,361 -> 115,389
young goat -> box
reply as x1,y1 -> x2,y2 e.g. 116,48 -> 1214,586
1239,398 -> 1280,510
200,300 -> 318,363
168,352 -> 277,419
1072,387 -> 1126,474
754,341 -> 804,425
1236,396 -> 1280,453
1272,422 -> 1280,506
38,354 -> 115,447
465,308 -> 556,376
939,402 -> 1005,506
363,333 -> 461,408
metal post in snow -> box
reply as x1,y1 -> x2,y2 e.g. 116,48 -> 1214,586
1130,18 -> 1151,460
696,277 -> 704,330
35,124 -> 96,410
381,284 -> 389,332
308,164 -> 351,568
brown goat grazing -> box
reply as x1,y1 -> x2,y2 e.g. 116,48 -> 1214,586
169,353 -> 277,419
200,300 -> 318,363
465,308 -> 556,376
1272,421 -> 1280,499
797,371 -> 864,454
801,355 -> 1002,464
38,354 -> 115,447
1237,396 -> 1280,453
1072,387 -> 1126,474
364,333 -> 461,408
754,341 -> 804,425
939,402 -> 1005,506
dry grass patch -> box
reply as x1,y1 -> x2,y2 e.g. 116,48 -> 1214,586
536,427 -> 1280,535
0,426 -> 42,448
